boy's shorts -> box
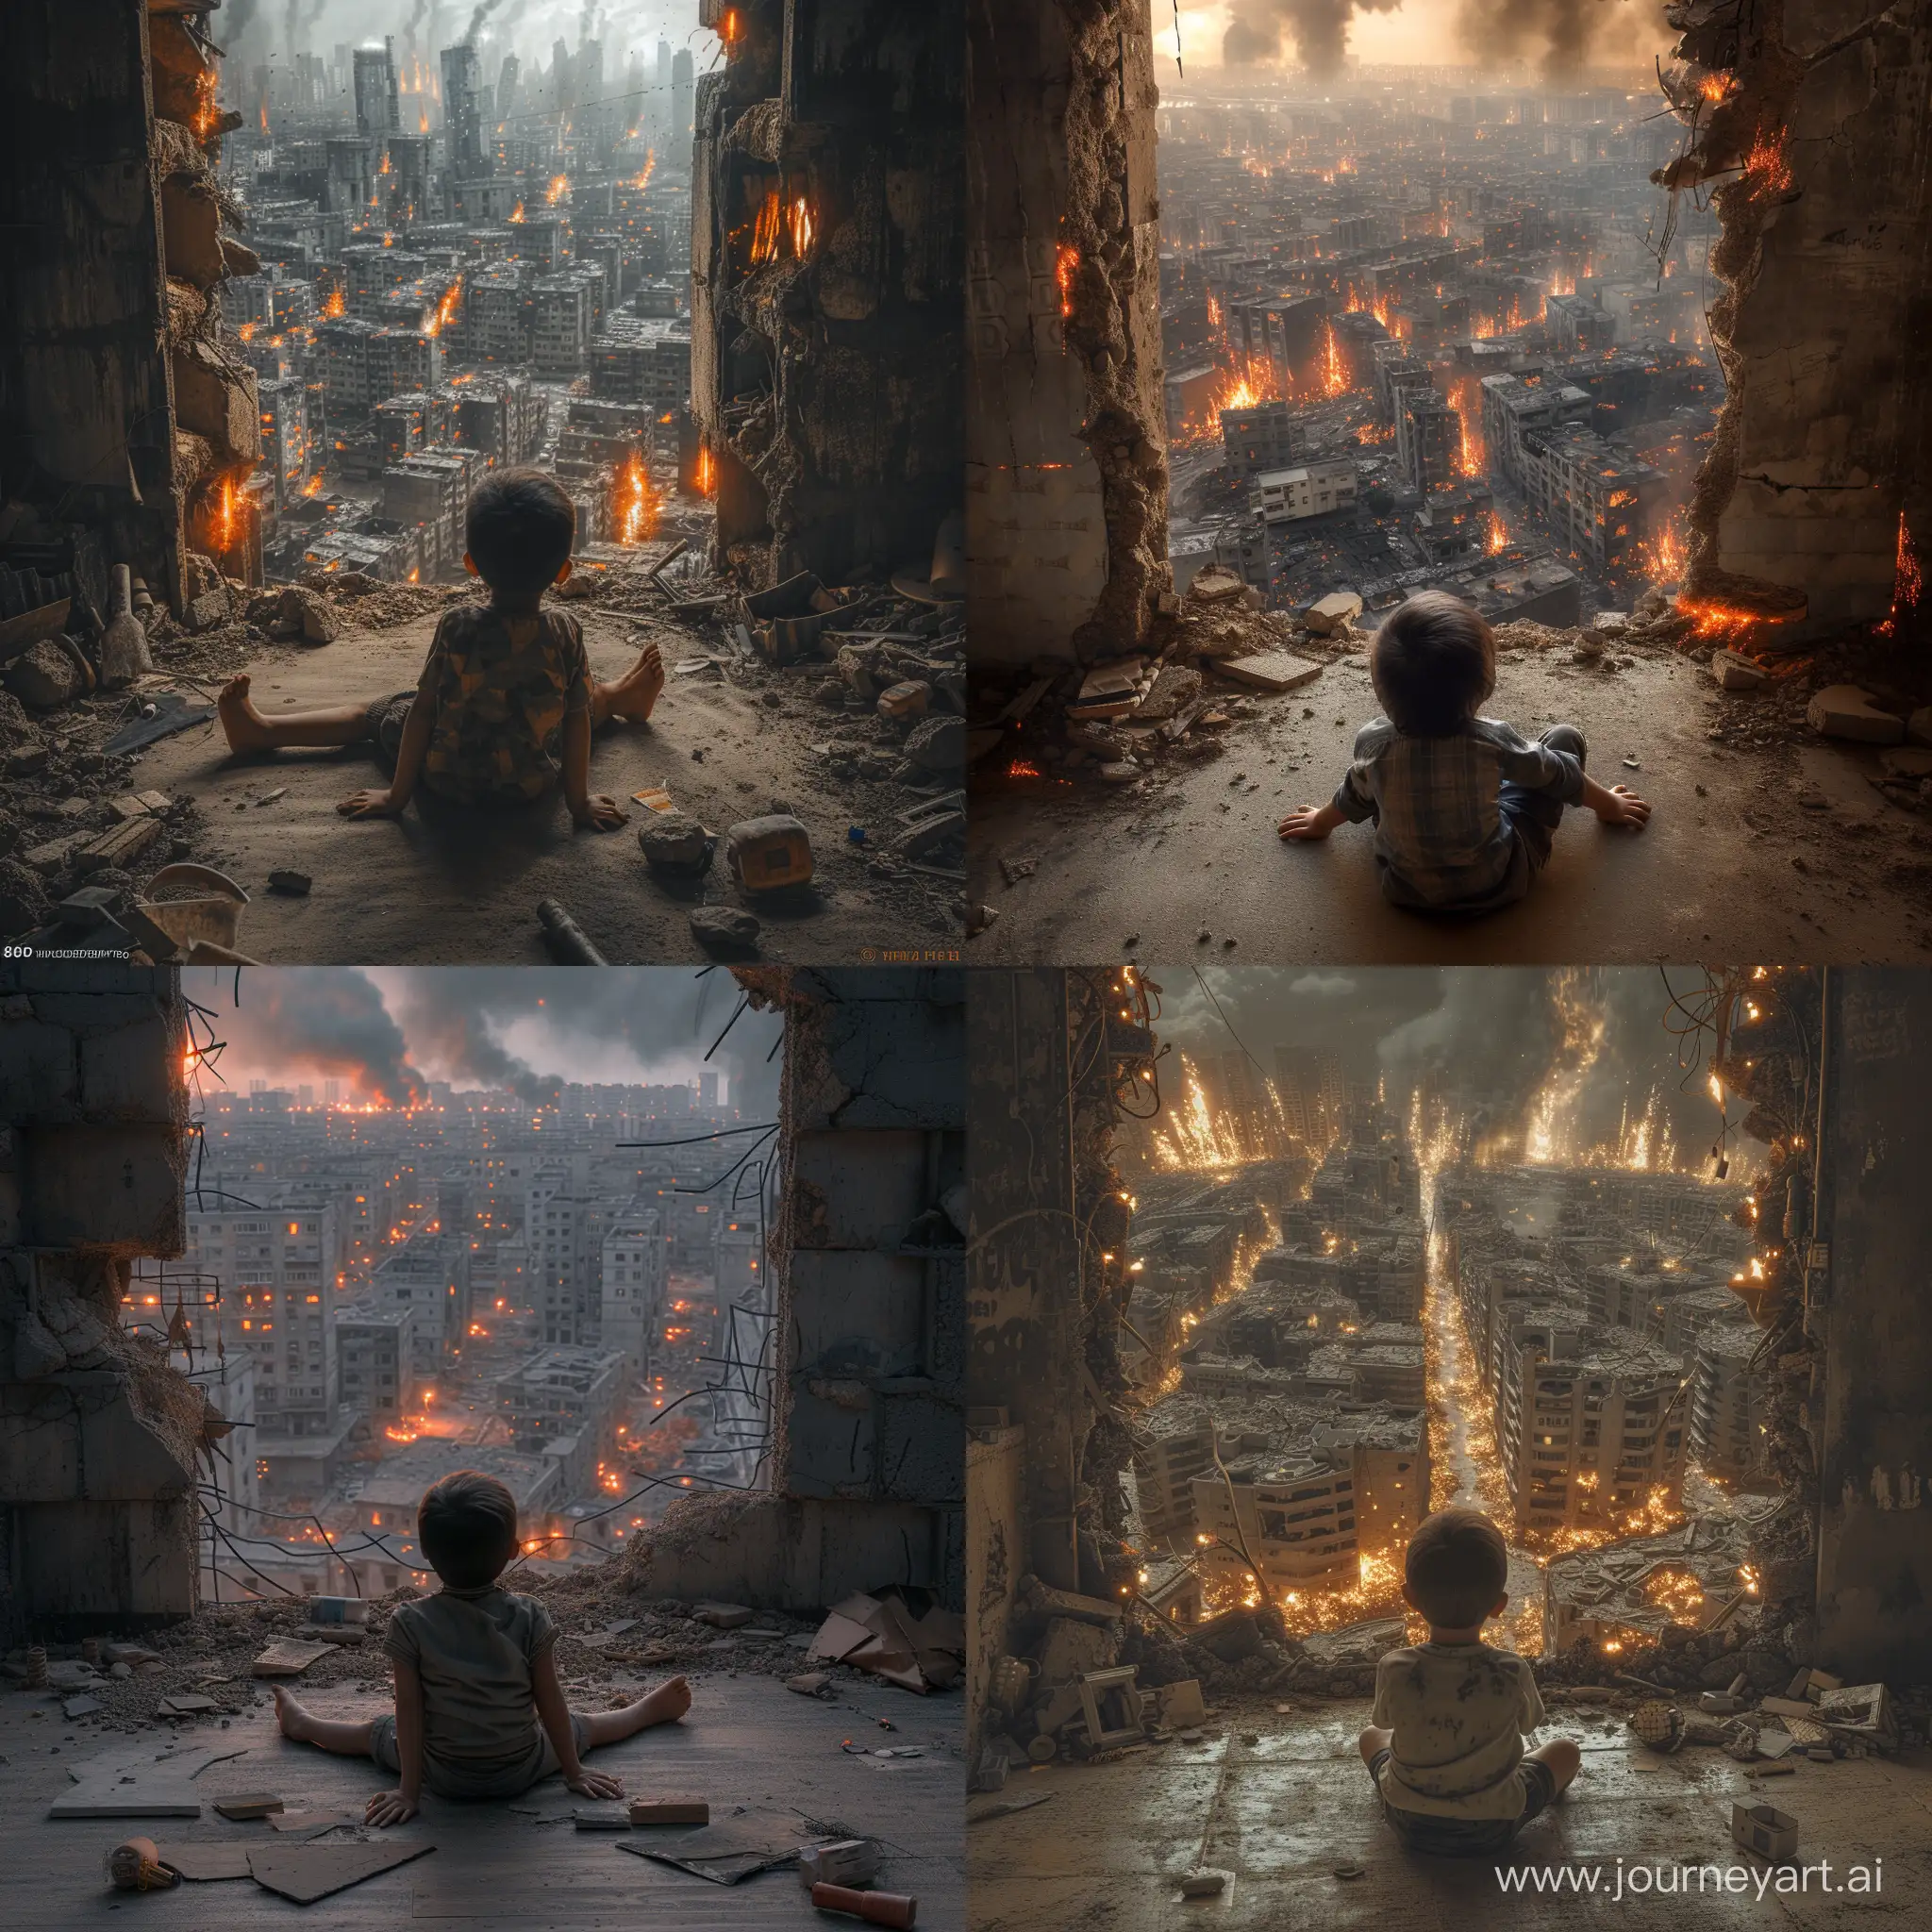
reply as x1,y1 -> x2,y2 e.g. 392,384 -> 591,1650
362,692 -> 417,773
1367,1747 -> 1557,1856
369,1710 -> 588,1802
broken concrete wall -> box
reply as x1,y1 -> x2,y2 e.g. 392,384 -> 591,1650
1812,969 -> 1932,1684
966,968 -> 1147,1759
0,965 -> 202,1643
626,967 -> 965,1613
1666,0 -> 1932,636
967,0 -> 1167,667
691,0 -> 964,590
0,1 -> 185,616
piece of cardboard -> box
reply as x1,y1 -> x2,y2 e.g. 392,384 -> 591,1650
48,1781 -> 202,1820
247,1840 -> 435,1904
157,1842 -> 257,1882
629,1799 -> 709,1825
212,1793 -> 285,1820
250,1639 -> 332,1677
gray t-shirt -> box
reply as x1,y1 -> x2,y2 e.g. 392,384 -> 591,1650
384,1585 -> 558,1799
1371,1641 -> 1546,1819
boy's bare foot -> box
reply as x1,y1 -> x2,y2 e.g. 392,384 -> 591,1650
217,674 -> 278,754
274,1685 -> 321,1741
641,1675 -> 691,1725
605,642 -> 665,723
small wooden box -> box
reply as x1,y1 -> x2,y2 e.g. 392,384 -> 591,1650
629,1798 -> 709,1825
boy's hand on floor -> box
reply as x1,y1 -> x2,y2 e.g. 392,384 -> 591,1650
1592,783 -> 1652,829
339,788 -> 404,819
566,1767 -> 625,1800
365,1789 -> 419,1826
573,793 -> 630,831
1278,803 -> 1341,841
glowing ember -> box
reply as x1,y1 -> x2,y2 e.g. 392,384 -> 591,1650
1699,73 -> 1739,105
425,276 -> 462,338
1745,127 -> 1794,196
508,201 -> 525,224
692,444 -> 716,498
192,68 -> 223,142
1642,517 -> 1688,584
1875,509 -> 1922,638
718,7 -> 741,46
1678,598 -> 1763,641
302,473 -> 325,498
1056,243 -> 1079,321
1488,509 -> 1507,555
631,148 -> 657,191
545,173 -> 570,206
1448,372 -> 1485,478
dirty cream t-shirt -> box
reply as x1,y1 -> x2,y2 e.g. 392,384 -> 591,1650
1372,1641 -> 1546,1819
384,1584 -> 557,1798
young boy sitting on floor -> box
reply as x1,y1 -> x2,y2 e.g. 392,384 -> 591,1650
216,467 -> 663,832
1358,1507 -> 1579,1857
274,1470 -> 691,1825
1277,590 -> 1651,912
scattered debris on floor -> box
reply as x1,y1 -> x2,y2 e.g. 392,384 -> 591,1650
806,1591 -> 966,1693
246,1837 -> 437,1905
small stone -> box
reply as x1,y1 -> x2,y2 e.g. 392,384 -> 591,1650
689,905 -> 759,954
1196,929 -> 1211,943
1124,932 -> 1140,947
638,811 -> 712,874
1179,1873 -> 1226,1899
1807,683 -> 1905,744
1098,760 -> 1139,783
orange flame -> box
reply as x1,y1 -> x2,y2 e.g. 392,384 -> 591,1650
1678,598 -> 1762,641
748,188 -> 783,266
788,195 -> 815,259
323,287 -> 346,319
1321,320 -> 1347,399
612,450 -> 658,545
719,8 -> 741,46
693,444 -> 716,498
192,68 -> 223,142
545,173 -> 570,206
508,200 -> 525,223
631,148 -> 657,191
1056,243 -> 1079,320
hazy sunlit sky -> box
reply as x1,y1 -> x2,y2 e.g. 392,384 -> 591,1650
1167,1 -> 1675,78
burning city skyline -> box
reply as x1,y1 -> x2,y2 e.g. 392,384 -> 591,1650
180,966 -> 783,1112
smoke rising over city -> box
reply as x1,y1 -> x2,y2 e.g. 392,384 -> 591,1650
1150,965 -> 1736,1165
183,967 -> 784,1113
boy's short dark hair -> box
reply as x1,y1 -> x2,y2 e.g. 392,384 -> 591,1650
418,1471 -> 519,1590
1370,590 -> 1496,736
1405,1507 -> 1508,1629
464,467 -> 575,596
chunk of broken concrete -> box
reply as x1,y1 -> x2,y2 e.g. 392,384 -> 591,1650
1712,649 -> 1768,691
1807,683 -> 1905,744
4,638 -> 84,710
1214,650 -> 1322,694
1179,1872 -> 1227,1897
688,906 -> 759,955
786,1672 -> 833,1697
639,811 -> 713,876
183,588 -> 229,634
276,585 -> 338,645
903,713 -> 965,774
1305,590 -> 1363,636
693,1601 -> 756,1629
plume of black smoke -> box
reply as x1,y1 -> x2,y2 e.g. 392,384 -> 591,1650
1454,0 -> 1659,76
383,969 -> 785,1117
1223,0 -> 1401,76
225,0 -> 260,46
465,0 -> 509,46
406,0 -> 431,54
183,968 -> 427,1107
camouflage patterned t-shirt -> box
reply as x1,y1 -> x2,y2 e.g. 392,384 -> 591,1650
415,602 -> 591,805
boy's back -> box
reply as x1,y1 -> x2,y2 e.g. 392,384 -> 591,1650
1371,1638 -> 1545,1817
385,1583 -> 556,1795
419,602 -> 591,805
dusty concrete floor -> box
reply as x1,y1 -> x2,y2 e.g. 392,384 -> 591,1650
968,1698 -> 1931,1929
127,611 -> 962,965
967,648 -> 1932,965
2,1667 -> 961,1930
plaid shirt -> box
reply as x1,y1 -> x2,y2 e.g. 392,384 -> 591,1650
1332,715 -> 1585,909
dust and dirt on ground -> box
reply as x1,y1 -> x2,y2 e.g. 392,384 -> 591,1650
2,556 -> 964,962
